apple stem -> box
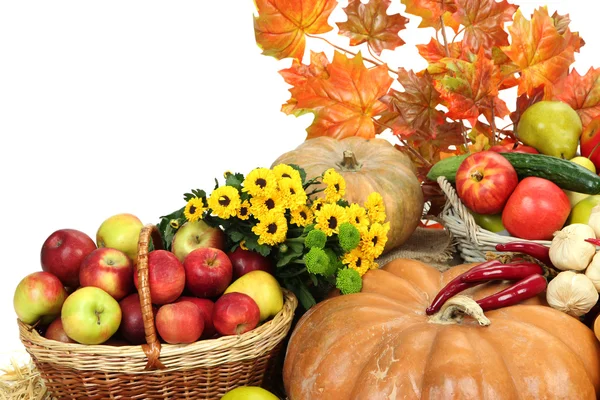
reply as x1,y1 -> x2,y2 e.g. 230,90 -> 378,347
470,170 -> 484,182
95,310 -> 102,325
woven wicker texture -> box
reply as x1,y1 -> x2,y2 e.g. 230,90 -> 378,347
18,224 -> 298,399
437,176 -> 551,262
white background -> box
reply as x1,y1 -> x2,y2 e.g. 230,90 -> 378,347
0,1 -> 596,364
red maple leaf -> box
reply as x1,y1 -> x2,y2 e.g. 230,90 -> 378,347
254,0 -> 338,60
452,0 -> 517,53
501,6 -> 584,97
553,67 -> 600,128
434,48 -> 509,127
336,0 -> 409,56
282,51 -> 394,139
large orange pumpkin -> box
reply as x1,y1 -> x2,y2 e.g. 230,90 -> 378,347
272,136 -> 424,254
283,258 -> 600,399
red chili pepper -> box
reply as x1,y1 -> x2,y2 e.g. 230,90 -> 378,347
585,238 -> 600,246
460,262 -> 543,283
476,274 -> 547,312
426,260 -> 502,315
495,242 -> 554,269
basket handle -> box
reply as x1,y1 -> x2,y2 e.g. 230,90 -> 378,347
136,224 -> 166,371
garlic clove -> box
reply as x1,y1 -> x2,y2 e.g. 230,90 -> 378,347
546,271 -> 599,317
589,204 -> 600,238
585,252 -> 600,292
549,223 -> 596,271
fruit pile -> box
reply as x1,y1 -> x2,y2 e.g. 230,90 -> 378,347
13,212 -> 284,346
428,100 -> 600,241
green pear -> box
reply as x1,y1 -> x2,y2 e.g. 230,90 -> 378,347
516,101 -> 582,159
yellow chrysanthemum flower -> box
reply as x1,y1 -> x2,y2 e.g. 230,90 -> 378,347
345,203 -> 370,233
207,186 -> 241,219
242,167 -> 277,197
314,203 -> 348,236
311,198 -> 326,214
290,205 -> 314,227
342,248 -> 371,276
360,222 -> 390,260
278,178 -> 307,210
252,211 -> 288,246
237,200 -> 251,220
364,192 -> 386,223
250,192 -> 285,220
272,164 -> 302,183
183,197 -> 206,222
322,168 -> 346,203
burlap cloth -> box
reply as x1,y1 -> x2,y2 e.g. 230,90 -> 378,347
376,225 -> 461,271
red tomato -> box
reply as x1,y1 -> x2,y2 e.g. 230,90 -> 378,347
502,177 -> 570,240
455,151 -> 519,215
488,140 -> 539,154
580,116 -> 600,172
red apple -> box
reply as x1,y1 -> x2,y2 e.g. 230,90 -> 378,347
133,250 -> 185,305
118,293 -> 158,345
176,296 -> 216,339
227,247 -> 274,281
502,177 -> 571,240
79,248 -> 134,301
155,301 -> 204,344
213,292 -> 260,336
13,271 -> 68,325
40,229 -> 97,287
183,247 -> 232,298
455,151 -> 519,215
581,116 -> 600,171
488,139 -> 539,154
44,317 -> 76,343
171,220 -> 226,263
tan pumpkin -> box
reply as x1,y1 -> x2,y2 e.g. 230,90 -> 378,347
272,136 -> 424,253
284,258 -> 600,399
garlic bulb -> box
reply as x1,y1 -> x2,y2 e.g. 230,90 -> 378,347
588,204 -> 600,238
585,252 -> 600,292
549,223 -> 596,271
546,271 -> 599,317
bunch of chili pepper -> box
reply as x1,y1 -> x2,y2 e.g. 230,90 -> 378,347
426,259 -> 547,315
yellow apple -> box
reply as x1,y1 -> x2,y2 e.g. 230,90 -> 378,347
221,386 -> 279,400
96,213 -> 144,262
568,195 -> 600,225
224,271 -> 283,322
564,157 -> 597,208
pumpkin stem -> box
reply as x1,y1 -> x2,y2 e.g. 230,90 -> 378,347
428,295 -> 491,326
338,150 -> 361,171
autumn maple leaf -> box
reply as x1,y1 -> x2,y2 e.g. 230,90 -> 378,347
452,0 -> 517,53
279,51 -> 330,114
253,0 -> 338,60
401,0 -> 458,30
553,67 -> 600,128
434,48 -> 509,127
417,38 -> 463,64
282,51 -> 394,139
501,6 -> 584,97
336,0 -> 409,56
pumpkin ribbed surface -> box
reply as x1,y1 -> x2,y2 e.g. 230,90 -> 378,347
272,136 -> 424,254
283,258 -> 600,399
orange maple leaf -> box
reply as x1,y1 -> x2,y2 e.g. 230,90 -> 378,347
253,0 -> 338,60
279,51 -> 330,114
501,6 -> 584,97
336,0 -> 409,56
434,48 -> 509,127
553,67 -> 600,128
401,0 -> 458,31
417,38 -> 463,64
282,51 -> 393,139
452,0 -> 517,53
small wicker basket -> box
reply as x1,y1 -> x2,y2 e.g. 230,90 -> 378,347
437,176 -> 551,263
18,224 -> 298,400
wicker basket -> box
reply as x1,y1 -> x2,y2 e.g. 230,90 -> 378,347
437,176 -> 552,263
18,224 -> 298,400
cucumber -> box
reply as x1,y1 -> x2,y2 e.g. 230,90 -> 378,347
426,152 -> 600,195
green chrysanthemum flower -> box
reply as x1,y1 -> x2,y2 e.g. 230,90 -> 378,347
303,247 -> 330,276
305,229 -> 327,249
335,268 -> 362,295
338,222 -> 360,251
323,248 -> 343,276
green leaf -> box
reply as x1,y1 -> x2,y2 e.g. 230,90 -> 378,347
309,273 -> 319,286
225,172 -> 245,190
228,230 -> 245,243
287,164 -> 307,183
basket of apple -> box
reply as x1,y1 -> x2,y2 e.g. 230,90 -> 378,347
14,213 -> 297,400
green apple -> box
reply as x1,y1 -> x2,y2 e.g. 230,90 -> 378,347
61,286 -> 122,344
96,213 -> 144,261
469,210 -> 505,233
221,386 -> 279,400
568,195 -> 600,225
13,272 -> 68,325
171,220 -> 225,262
564,156 -> 597,208
516,100 -> 582,159
224,271 -> 283,322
